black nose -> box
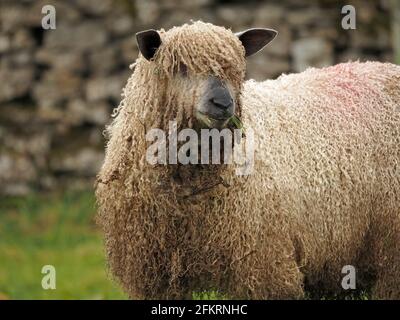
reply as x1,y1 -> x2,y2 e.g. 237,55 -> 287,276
210,89 -> 233,110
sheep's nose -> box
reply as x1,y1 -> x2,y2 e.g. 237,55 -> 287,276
210,91 -> 233,110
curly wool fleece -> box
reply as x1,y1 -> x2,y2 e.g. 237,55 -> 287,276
96,21 -> 400,299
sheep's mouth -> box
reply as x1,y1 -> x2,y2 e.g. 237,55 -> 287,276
195,111 -> 230,129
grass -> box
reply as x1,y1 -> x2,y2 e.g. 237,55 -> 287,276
0,190 -> 126,299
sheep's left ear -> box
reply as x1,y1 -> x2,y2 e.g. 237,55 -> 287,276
236,28 -> 278,57
136,29 -> 162,61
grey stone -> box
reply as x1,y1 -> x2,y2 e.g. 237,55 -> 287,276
33,69 -> 83,109
246,53 -> 290,80
135,0 -> 160,24
0,103 -> 37,126
44,22 -> 108,51
67,99 -> 110,126
287,9 -> 322,26
217,5 -> 253,29
12,28 -> 35,50
292,37 -> 334,72
106,15 -> 135,36
253,4 -> 284,26
160,8 -> 215,30
358,3 -> 375,23
85,75 -> 126,102
50,148 -> 104,176
0,66 -> 35,102
89,46 -> 119,75
2,132 -> 50,156
0,153 -> 37,195
0,34 -> 11,53
120,36 -> 139,65
35,48 -> 86,72
11,51 -> 34,66
160,0 -> 211,9
75,0 -> 113,16
0,4 -> 29,32
2,183 -> 32,196
350,27 -> 390,50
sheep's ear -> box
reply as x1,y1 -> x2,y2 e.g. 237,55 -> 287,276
136,29 -> 161,61
236,28 -> 278,57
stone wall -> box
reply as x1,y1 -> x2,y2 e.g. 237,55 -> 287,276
0,0 -> 394,195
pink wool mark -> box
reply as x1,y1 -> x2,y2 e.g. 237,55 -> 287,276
319,63 -> 381,116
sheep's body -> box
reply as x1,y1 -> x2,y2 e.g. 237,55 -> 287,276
239,61 -> 400,298
96,22 -> 400,299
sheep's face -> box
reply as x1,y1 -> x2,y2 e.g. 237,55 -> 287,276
167,72 -> 237,129
136,23 -> 277,129
195,75 -> 236,129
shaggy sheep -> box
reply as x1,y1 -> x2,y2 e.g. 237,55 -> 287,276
96,21 -> 400,299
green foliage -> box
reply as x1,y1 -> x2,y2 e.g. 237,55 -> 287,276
229,115 -> 245,135
193,291 -> 226,300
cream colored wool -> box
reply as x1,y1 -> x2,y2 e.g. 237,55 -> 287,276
96,21 -> 400,299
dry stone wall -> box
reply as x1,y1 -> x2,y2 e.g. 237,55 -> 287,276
0,0 -> 393,195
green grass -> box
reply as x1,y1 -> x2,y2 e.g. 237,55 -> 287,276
0,190 -> 126,299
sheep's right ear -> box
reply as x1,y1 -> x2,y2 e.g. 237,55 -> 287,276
136,29 -> 162,61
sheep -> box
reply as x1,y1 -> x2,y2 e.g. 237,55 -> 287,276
95,21 -> 400,299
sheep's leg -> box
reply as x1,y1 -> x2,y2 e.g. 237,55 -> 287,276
371,256 -> 400,299
372,266 -> 400,299
228,245 -> 305,299
369,216 -> 400,300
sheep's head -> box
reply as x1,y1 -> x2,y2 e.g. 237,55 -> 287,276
134,21 -> 277,130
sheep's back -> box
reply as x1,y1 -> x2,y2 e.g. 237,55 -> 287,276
242,61 -> 400,273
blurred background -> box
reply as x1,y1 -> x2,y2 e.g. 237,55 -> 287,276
0,0 -> 399,299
